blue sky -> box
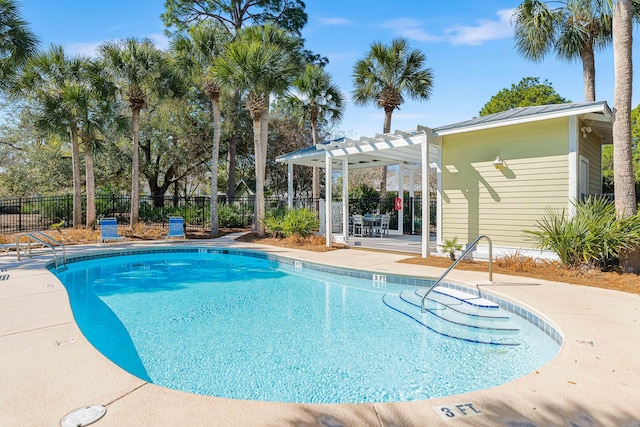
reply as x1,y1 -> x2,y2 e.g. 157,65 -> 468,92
18,0 -> 640,139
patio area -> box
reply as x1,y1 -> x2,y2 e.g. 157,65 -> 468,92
1,236 -> 640,426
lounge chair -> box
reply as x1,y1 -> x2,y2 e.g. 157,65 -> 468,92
165,216 -> 186,241
98,218 -> 126,245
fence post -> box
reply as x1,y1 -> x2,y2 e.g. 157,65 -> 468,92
18,197 -> 23,231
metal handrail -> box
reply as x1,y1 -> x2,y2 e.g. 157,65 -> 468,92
15,231 -> 66,270
421,235 -> 493,313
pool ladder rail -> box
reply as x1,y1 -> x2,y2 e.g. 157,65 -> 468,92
420,235 -> 493,313
15,231 -> 67,271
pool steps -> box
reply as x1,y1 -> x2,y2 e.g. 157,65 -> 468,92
383,287 -> 521,346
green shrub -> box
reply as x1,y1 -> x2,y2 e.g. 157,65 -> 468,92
263,208 -> 319,237
525,197 -> 640,268
218,204 -> 252,227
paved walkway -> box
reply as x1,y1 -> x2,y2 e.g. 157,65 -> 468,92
1,236 -> 639,426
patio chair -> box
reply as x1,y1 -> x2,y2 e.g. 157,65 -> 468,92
98,218 -> 126,245
352,214 -> 365,237
372,214 -> 390,238
165,216 -> 186,241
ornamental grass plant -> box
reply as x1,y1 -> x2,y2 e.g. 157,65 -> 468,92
525,197 -> 640,269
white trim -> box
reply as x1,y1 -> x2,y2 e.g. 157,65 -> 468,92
435,103 -> 612,136
397,162 -> 404,235
568,116 -> 579,217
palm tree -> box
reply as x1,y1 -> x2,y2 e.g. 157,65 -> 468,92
612,0 -> 636,217
352,38 -> 433,197
513,0 -> 614,102
0,0 -> 39,89
172,21 -> 230,235
99,38 -> 182,226
12,45 -> 94,227
287,64 -> 345,199
215,24 -> 304,235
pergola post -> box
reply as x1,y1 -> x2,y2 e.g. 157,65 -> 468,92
287,162 -> 293,209
342,158 -> 349,241
409,170 -> 415,235
420,128 -> 430,258
397,163 -> 404,234
325,153 -> 333,248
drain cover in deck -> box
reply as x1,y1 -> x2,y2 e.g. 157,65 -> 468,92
61,405 -> 106,427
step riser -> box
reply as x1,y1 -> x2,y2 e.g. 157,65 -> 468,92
383,294 -> 520,346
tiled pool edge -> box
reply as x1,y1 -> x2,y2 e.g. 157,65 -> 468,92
49,246 -> 563,346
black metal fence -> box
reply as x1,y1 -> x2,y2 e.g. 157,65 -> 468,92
0,194 -> 435,234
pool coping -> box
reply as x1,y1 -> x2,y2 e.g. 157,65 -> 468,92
1,236 -> 640,426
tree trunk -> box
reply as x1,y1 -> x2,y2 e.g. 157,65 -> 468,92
580,45 -> 597,102
252,113 -> 264,235
612,0 -> 638,272
613,0 -> 635,218
130,107 -> 141,227
256,95 -> 269,236
83,143 -> 96,229
210,93 -> 221,235
226,134 -> 237,200
226,91 -> 242,201
380,108 -> 394,200
70,126 -> 83,228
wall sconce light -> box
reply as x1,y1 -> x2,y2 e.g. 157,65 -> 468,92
493,155 -> 506,169
581,126 -> 592,138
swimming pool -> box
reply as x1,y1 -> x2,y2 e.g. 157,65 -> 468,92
52,248 -> 561,404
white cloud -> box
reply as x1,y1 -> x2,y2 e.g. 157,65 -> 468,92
317,17 -> 351,26
146,33 -> 170,51
381,18 -> 442,43
65,33 -> 170,58
445,8 -> 514,46
66,41 -> 103,57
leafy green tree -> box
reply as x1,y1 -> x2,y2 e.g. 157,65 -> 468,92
99,38 -> 183,226
162,0 -> 314,203
11,45 -> 98,227
172,21 -> 230,234
139,96 -> 211,206
513,0 -> 614,101
214,24 -> 304,235
479,77 -> 569,116
0,0 -> 39,90
286,64 -> 344,199
162,0 -> 307,35
352,38 -> 433,197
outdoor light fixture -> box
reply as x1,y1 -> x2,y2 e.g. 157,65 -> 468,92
493,155 -> 506,169
581,126 -> 592,138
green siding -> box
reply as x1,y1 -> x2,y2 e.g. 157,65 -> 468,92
441,118 -> 569,249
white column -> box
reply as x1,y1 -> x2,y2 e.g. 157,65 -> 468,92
436,145 -> 443,247
421,131 -> 430,258
287,162 -> 293,209
409,170 -> 415,235
342,158 -> 349,241
397,163 -> 404,235
568,116 -> 579,217
325,154 -> 333,247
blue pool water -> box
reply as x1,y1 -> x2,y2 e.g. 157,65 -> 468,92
53,249 -> 560,404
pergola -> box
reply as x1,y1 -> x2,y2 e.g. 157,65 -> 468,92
276,125 -> 441,258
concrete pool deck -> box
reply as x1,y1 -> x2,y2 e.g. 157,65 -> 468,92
1,235 -> 639,426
